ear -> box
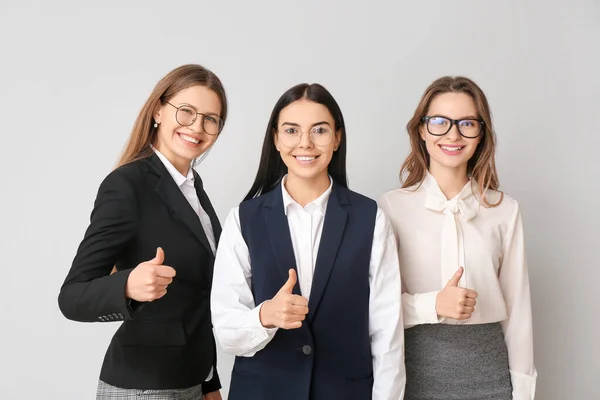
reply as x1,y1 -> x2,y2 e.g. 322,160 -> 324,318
419,124 -> 427,142
153,104 -> 163,125
333,129 -> 342,151
273,128 -> 281,151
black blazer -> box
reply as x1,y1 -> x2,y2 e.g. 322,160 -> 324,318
58,153 -> 222,392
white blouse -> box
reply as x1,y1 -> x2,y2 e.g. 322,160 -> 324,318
379,172 -> 537,400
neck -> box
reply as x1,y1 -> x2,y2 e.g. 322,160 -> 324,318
155,144 -> 191,176
171,158 -> 190,176
284,172 -> 331,207
428,163 -> 469,199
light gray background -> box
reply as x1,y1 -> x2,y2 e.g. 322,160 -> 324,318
1,1 -> 598,399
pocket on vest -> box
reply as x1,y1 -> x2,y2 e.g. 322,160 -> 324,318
347,374 -> 374,399
229,370 -> 262,399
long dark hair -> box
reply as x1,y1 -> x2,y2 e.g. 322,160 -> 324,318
244,83 -> 348,201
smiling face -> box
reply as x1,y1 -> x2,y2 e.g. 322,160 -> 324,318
274,99 -> 340,186
421,92 -> 482,176
153,85 -> 222,174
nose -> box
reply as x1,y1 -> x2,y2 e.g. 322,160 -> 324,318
297,130 -> 314,148
189,116 -> 205,134
446,123 -> 461,140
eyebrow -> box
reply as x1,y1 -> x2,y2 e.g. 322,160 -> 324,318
177,103 -> 220,116
281,121 -> 331,127
430,114 -> 480,120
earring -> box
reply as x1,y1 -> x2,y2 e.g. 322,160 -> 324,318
154,122 -> 158,128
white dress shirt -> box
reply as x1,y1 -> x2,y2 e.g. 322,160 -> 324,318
211,176 -> 406,400
153,148 -> 216,382
379,171 -> 537,400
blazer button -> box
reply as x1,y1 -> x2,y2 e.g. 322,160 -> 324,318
302,345 -> 312,355
97,316 -> 103,321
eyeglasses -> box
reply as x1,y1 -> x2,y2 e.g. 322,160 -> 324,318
277,125 -> 334,148
422,116 -> 484,138
166,102 -> 224,136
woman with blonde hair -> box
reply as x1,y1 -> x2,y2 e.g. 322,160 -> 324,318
380,76 -> 537,399
59,64 -> 227,399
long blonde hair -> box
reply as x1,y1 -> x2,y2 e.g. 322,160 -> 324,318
400,76 -> 502,207
116,64 -> 228,168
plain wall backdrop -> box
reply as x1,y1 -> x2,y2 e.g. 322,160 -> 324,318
1,1 -> 598,398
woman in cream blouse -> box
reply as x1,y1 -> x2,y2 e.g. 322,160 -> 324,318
380,76 -> 536,400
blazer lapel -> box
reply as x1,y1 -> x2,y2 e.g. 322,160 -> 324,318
263,187 -> 301,296
193,170 -> 222,244
145,154 -> 213,255
308,184 -> 348,319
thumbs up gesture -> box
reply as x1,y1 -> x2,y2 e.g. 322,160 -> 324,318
435,267 -> 478,320
259,269 -> 309,330
125,247 -> 176,302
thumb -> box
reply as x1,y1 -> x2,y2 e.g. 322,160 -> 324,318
280,269 -> 297,293
446,267 -> 464,287
148,247 -> 165,265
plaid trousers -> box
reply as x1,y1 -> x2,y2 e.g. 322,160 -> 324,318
96,380 -> 204,399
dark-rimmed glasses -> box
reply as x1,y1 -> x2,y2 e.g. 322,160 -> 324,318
422,116 -> 484,138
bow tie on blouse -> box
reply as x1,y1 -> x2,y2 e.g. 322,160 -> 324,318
424,189 -> 478,290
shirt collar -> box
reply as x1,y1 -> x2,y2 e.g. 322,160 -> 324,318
422,170 -> 473,200
152,147 -> 194,188
281,174 -> 333,216
422,171 -> 477,221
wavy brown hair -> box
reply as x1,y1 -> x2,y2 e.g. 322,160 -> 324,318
400,76 -> 502,207
116,64 -> 228,168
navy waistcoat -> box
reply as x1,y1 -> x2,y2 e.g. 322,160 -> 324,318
229,183 -> 377,400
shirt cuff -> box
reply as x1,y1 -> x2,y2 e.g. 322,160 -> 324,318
414,291 -> 444,324
510,368 -> 537,400
252,301 -> 279,337
229,302 -> 278,357
229,301 -> 279,356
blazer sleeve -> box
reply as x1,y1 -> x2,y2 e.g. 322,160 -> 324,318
58,169 -> 140,323
201,343 -> 222,394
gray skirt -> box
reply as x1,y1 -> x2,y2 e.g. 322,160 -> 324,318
96,380 -> 203,399
404,322 -> 512,400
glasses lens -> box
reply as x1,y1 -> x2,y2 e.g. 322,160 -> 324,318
427,117 -> 451,135
202,115 -> 223,135
310,125 -> 333,146
458,119 -> 482,138
278,127 -> 301,147
176,106 -> 196,126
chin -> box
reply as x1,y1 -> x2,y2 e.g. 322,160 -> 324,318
179,148 -> 206,161
288,167 -> 325,181
430,158 -> 467,170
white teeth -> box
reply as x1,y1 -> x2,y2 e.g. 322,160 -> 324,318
441,146 -> 463,152
180,134 -> 199,144
296,156 -> 315,161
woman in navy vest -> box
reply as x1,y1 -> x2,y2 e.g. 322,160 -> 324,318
211,83 -> 405,400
